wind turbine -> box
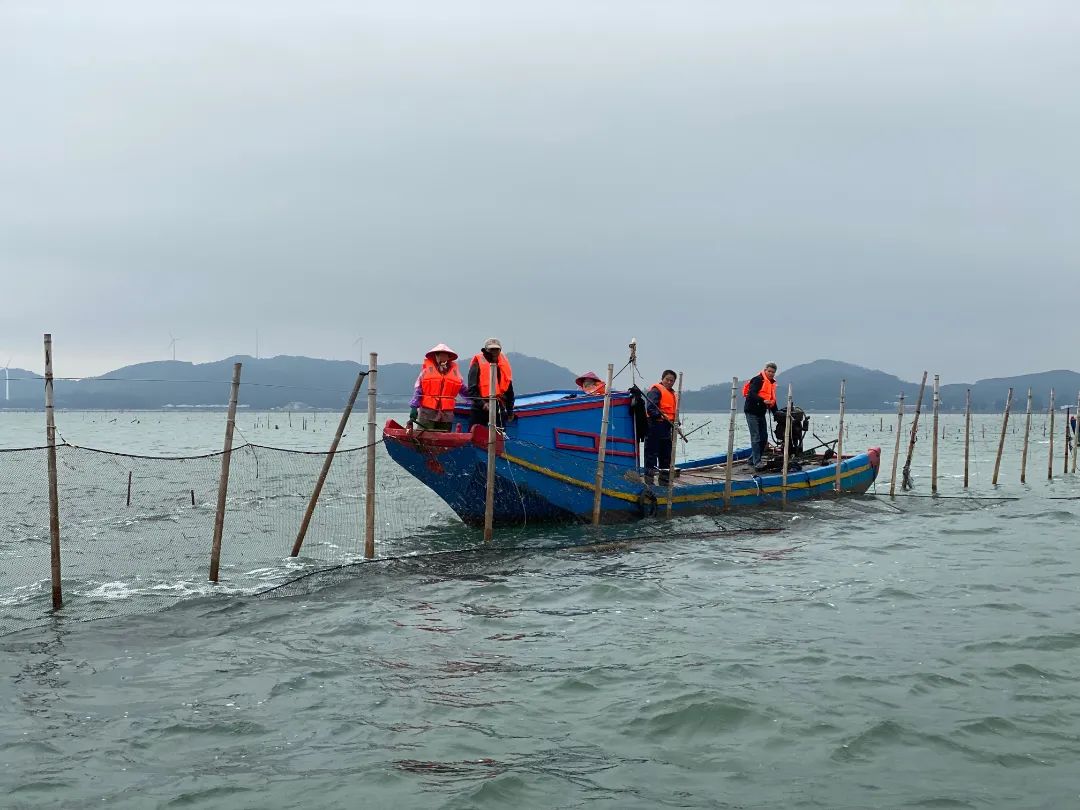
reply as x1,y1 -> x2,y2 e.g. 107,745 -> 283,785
353,334 -> 364,363
167,332 -> 181,361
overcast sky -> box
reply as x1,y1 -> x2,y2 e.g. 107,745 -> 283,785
2,0 -> 1078,388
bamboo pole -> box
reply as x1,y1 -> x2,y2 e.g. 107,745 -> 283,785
962,389 -> 971,488
834,379 -> 846,493
364,353 -> 377,559
889,393 -> 905,497
483,361 -> 497,543
665,372 -> 683,517
291,372 -> 366,557
126,471 -> 133,507
44,334 -> 62,610
991,387 -> 1013,486
1020,388 -> 1032,484
591,363 -> 615,526
724,377 -> 737,510
931,374 -> 940,494
1065,407 -> 1071,475
1047,389 -> 1055,481
209,362 -> 242,583
901,372 -> 928,491
1067,393 -> 1075,475
781,384 -> 793,509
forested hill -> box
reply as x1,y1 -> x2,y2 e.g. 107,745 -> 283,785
0,353 -> 578,410
1,356 -> 1076,412
678,360 -> 1080,413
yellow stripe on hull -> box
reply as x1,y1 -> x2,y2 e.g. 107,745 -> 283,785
502,452 -> 872,507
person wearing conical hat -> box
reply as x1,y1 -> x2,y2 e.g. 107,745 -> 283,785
408,343 -> 463,432
575,371 -> 606,396
465,338 -> 515,428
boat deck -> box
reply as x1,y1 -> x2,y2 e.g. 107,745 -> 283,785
661,453 -> 838,488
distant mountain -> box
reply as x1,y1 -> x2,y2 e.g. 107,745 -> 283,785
0,368 -> 43,406
679,360 -> 912,412
941,371 -> 1080,413
0,353 -> 578,410
678,359 -> 1080,413
777,360 -> 917,410
0,355 -> 1075,413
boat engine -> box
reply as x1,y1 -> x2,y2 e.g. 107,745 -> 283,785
773,404 -> 809,456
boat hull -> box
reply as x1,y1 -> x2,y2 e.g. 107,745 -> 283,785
383,419 -> 881,526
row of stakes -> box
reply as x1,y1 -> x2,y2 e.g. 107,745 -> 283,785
34,331 -> 1080,614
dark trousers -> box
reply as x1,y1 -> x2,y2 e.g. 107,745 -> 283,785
469,403 -> 508,429
746,411 -> 769,466
644,420 -> 673,475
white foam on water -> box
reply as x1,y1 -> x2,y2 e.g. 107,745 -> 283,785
81,581 -> 139,601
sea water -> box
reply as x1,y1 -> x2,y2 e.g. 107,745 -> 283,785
1,410 -> 1078,808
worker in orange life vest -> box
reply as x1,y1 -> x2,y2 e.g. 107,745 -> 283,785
465,338 -> 515,428
408,343 -> 463,432
644,369 -> 678,484
743,362 -> 778,469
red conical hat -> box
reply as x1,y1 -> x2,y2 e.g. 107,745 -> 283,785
425,343 -> 458,361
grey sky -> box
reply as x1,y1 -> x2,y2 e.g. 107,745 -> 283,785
3,0 -> 1078,387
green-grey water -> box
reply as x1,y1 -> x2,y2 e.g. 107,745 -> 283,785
2,410 -> 1079,808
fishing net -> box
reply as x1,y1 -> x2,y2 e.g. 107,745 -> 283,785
1,412 -> 1039,637
0,440 -> 457,637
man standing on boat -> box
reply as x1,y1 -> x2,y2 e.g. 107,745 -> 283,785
644,369 -> 679,484
408,343 -> 463,432
466,338 -> 515,428
743,362 -> 778,470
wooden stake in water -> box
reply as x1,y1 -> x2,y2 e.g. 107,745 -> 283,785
209,362 -> 242,583
1047,388 -> 1055,481
364,353 -> 378,559
1020,387 -> 1033,484
44,334 -> 62,610
724,377 -> 737,510
1073,392 -> 1080,473
834,379 -> 846,493
483,361 -> 497,543
1065,407 -> 1072,475
931,374 -> 940,494
126,471 -> 133,507
991,387 -> 1013,486
889,393 -> 905,497
782,384 -> 793,509
963,389 -> 971,489
591,363 -> 615,526
665,372 -> 683,517
901,373 -> 928,490
292,371 -> 366,557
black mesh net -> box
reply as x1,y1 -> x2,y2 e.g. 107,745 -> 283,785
1,425 -> 1015,637
0,439 -> 466,636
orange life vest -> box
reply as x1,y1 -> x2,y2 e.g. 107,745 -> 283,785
742,371 -> 777,407
649,383 -> 678,421
473,353 -> 512,398
419,358 -> 462,412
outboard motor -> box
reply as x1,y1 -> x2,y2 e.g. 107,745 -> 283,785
774,405 -> 809,456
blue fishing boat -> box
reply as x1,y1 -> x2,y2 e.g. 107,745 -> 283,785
383,389 -> 880,525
